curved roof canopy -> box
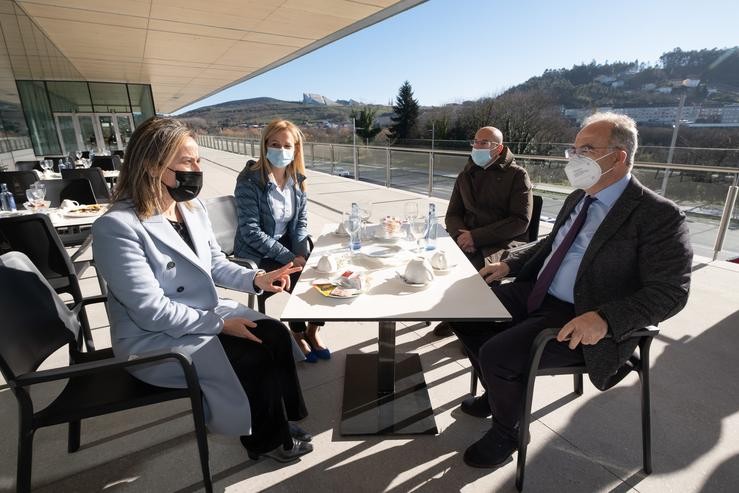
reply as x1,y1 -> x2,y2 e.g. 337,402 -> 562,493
10,0 -> 425,112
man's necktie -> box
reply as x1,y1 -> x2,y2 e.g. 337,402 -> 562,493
526,195 -> 596,313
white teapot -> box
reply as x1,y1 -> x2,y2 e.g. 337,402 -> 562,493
403,257 -> 435,285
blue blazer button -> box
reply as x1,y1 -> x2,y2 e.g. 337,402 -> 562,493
177,286 -> 184,292
167,261 -> 175,269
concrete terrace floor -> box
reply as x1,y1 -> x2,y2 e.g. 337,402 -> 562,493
1,146 -> 737,492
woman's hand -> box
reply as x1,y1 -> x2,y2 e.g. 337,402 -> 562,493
222,317 -> 262,343
254,262 -> 302,293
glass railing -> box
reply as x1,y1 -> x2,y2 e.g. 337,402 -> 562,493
196,135 -> 739,260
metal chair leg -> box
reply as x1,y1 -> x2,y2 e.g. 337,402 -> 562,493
574,373 -> 583,395
640,339 -> 654,474
17,425 -> 34,493
189,390 -> 213,493
68,420 -> 81,452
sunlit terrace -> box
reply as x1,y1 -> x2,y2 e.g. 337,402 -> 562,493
1,146 -> 737,492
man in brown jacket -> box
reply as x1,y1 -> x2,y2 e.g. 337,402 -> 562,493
435,126 -> 533,337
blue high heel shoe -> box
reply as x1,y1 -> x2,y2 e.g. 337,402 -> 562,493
303,350 -> 318,363
313,347 -> 331,360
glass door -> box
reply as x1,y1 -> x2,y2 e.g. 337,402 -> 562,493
116,114 -> 133,148
77,113 -> 101,152
54,114 -> 79,155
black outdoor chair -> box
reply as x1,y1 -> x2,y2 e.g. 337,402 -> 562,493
14,160 -> 41,172
112,149 -> 125,159
0,213 -> 101,350
466,316 -> 658,490
91,154 -> 121,171
61,168 -> 112,203
38,178 -> 97,208
203,195 -> 257,309
0,170 -> 38,205
510,327 -> 659,490
0,260 -> 213,493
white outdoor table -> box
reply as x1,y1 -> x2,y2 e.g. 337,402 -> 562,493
280,224 -> 512,435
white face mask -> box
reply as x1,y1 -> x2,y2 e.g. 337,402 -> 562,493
565,152 -> 615,189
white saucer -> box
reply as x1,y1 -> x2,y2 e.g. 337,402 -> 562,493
432,264 -> 457,273
397,273 -> 431,288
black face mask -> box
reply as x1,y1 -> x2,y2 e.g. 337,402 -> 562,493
165,168 -> 203,202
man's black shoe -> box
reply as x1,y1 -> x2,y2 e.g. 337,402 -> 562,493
460,393 -> 492,418
463,427 -> 517,469
433,321 -> 454,337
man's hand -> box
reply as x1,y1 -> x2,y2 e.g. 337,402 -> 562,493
292,256 -> 307,268
222,317 -> 262,343
479,262 -> 510,284
556,311 -> 608,350
254,262 -> 302,293
456,229 -> 476,253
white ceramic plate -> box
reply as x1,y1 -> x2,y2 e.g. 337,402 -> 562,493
362,244 -> 403,258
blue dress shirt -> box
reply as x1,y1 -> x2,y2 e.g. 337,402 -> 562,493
544,174 -> 632,303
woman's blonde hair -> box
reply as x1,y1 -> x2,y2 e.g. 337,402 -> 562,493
113,116 -> 196,218
250,119 -> 306,192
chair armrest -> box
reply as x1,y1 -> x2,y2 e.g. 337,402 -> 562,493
12,348 -> 195,388
68,295 -> 108,316
231,256 -> 257,269
621,326 -> 659,340
505,240 -> 539,256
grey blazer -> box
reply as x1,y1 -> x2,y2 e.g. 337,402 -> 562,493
92,199 -> 302,435
505,177 -> 693,389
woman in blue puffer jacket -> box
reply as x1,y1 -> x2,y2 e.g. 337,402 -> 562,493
234,120 -> 329,363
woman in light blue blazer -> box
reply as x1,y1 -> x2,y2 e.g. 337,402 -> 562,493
92,117 -> 313,464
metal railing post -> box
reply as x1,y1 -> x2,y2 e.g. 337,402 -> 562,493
713,184 -> 738,260
385,147 -> 391,187
251,140 -> 255,157
427,150 -> 434,196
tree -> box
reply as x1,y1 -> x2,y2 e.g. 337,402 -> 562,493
388,81 -> 419,140
351,106 -> 382,144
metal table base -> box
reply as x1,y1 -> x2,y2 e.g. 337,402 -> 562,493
340,321 -> 438,435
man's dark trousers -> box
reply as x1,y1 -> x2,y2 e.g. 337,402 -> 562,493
452,281 -> 585,439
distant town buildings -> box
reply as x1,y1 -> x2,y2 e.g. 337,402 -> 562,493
564,104 -> 739,127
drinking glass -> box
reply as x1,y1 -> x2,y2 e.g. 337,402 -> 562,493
403,201 -> 419,221
342,211 -> 362,254
409,216 -> 428,253
75,150 -> 82,161
41,159 -> 53,175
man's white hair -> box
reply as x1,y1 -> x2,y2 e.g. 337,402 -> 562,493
582,112 -> 638,165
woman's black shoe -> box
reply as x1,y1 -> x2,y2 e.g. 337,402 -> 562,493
247,438 -> 313,463
460,393 -> 492,418
289,422 -> 312,442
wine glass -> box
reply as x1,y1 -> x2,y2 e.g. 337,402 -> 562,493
409,216 -> 429,253
403,200 -> 419,222
41,159 -> 53,175
342,211 -> 362,254
75,150 -> 82,161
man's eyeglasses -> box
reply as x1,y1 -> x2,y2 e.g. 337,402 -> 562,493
564,145 -> 617,158
469,139 -> 501,148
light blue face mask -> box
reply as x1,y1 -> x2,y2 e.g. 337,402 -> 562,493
266,147 -> 294,168
470,148 -> 493,167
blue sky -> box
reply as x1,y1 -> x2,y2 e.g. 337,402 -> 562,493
174,0 -> 739,114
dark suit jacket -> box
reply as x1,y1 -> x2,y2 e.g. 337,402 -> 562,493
505,176 -> 693,390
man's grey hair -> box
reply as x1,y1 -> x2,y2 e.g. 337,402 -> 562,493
582,112 -> 638,165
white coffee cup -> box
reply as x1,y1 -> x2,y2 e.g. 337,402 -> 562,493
316,254 -> 339,274
403,257 -> 435,284
60,199 -> 80,210
335,221 -> 348,235
431,250 -> 452,270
